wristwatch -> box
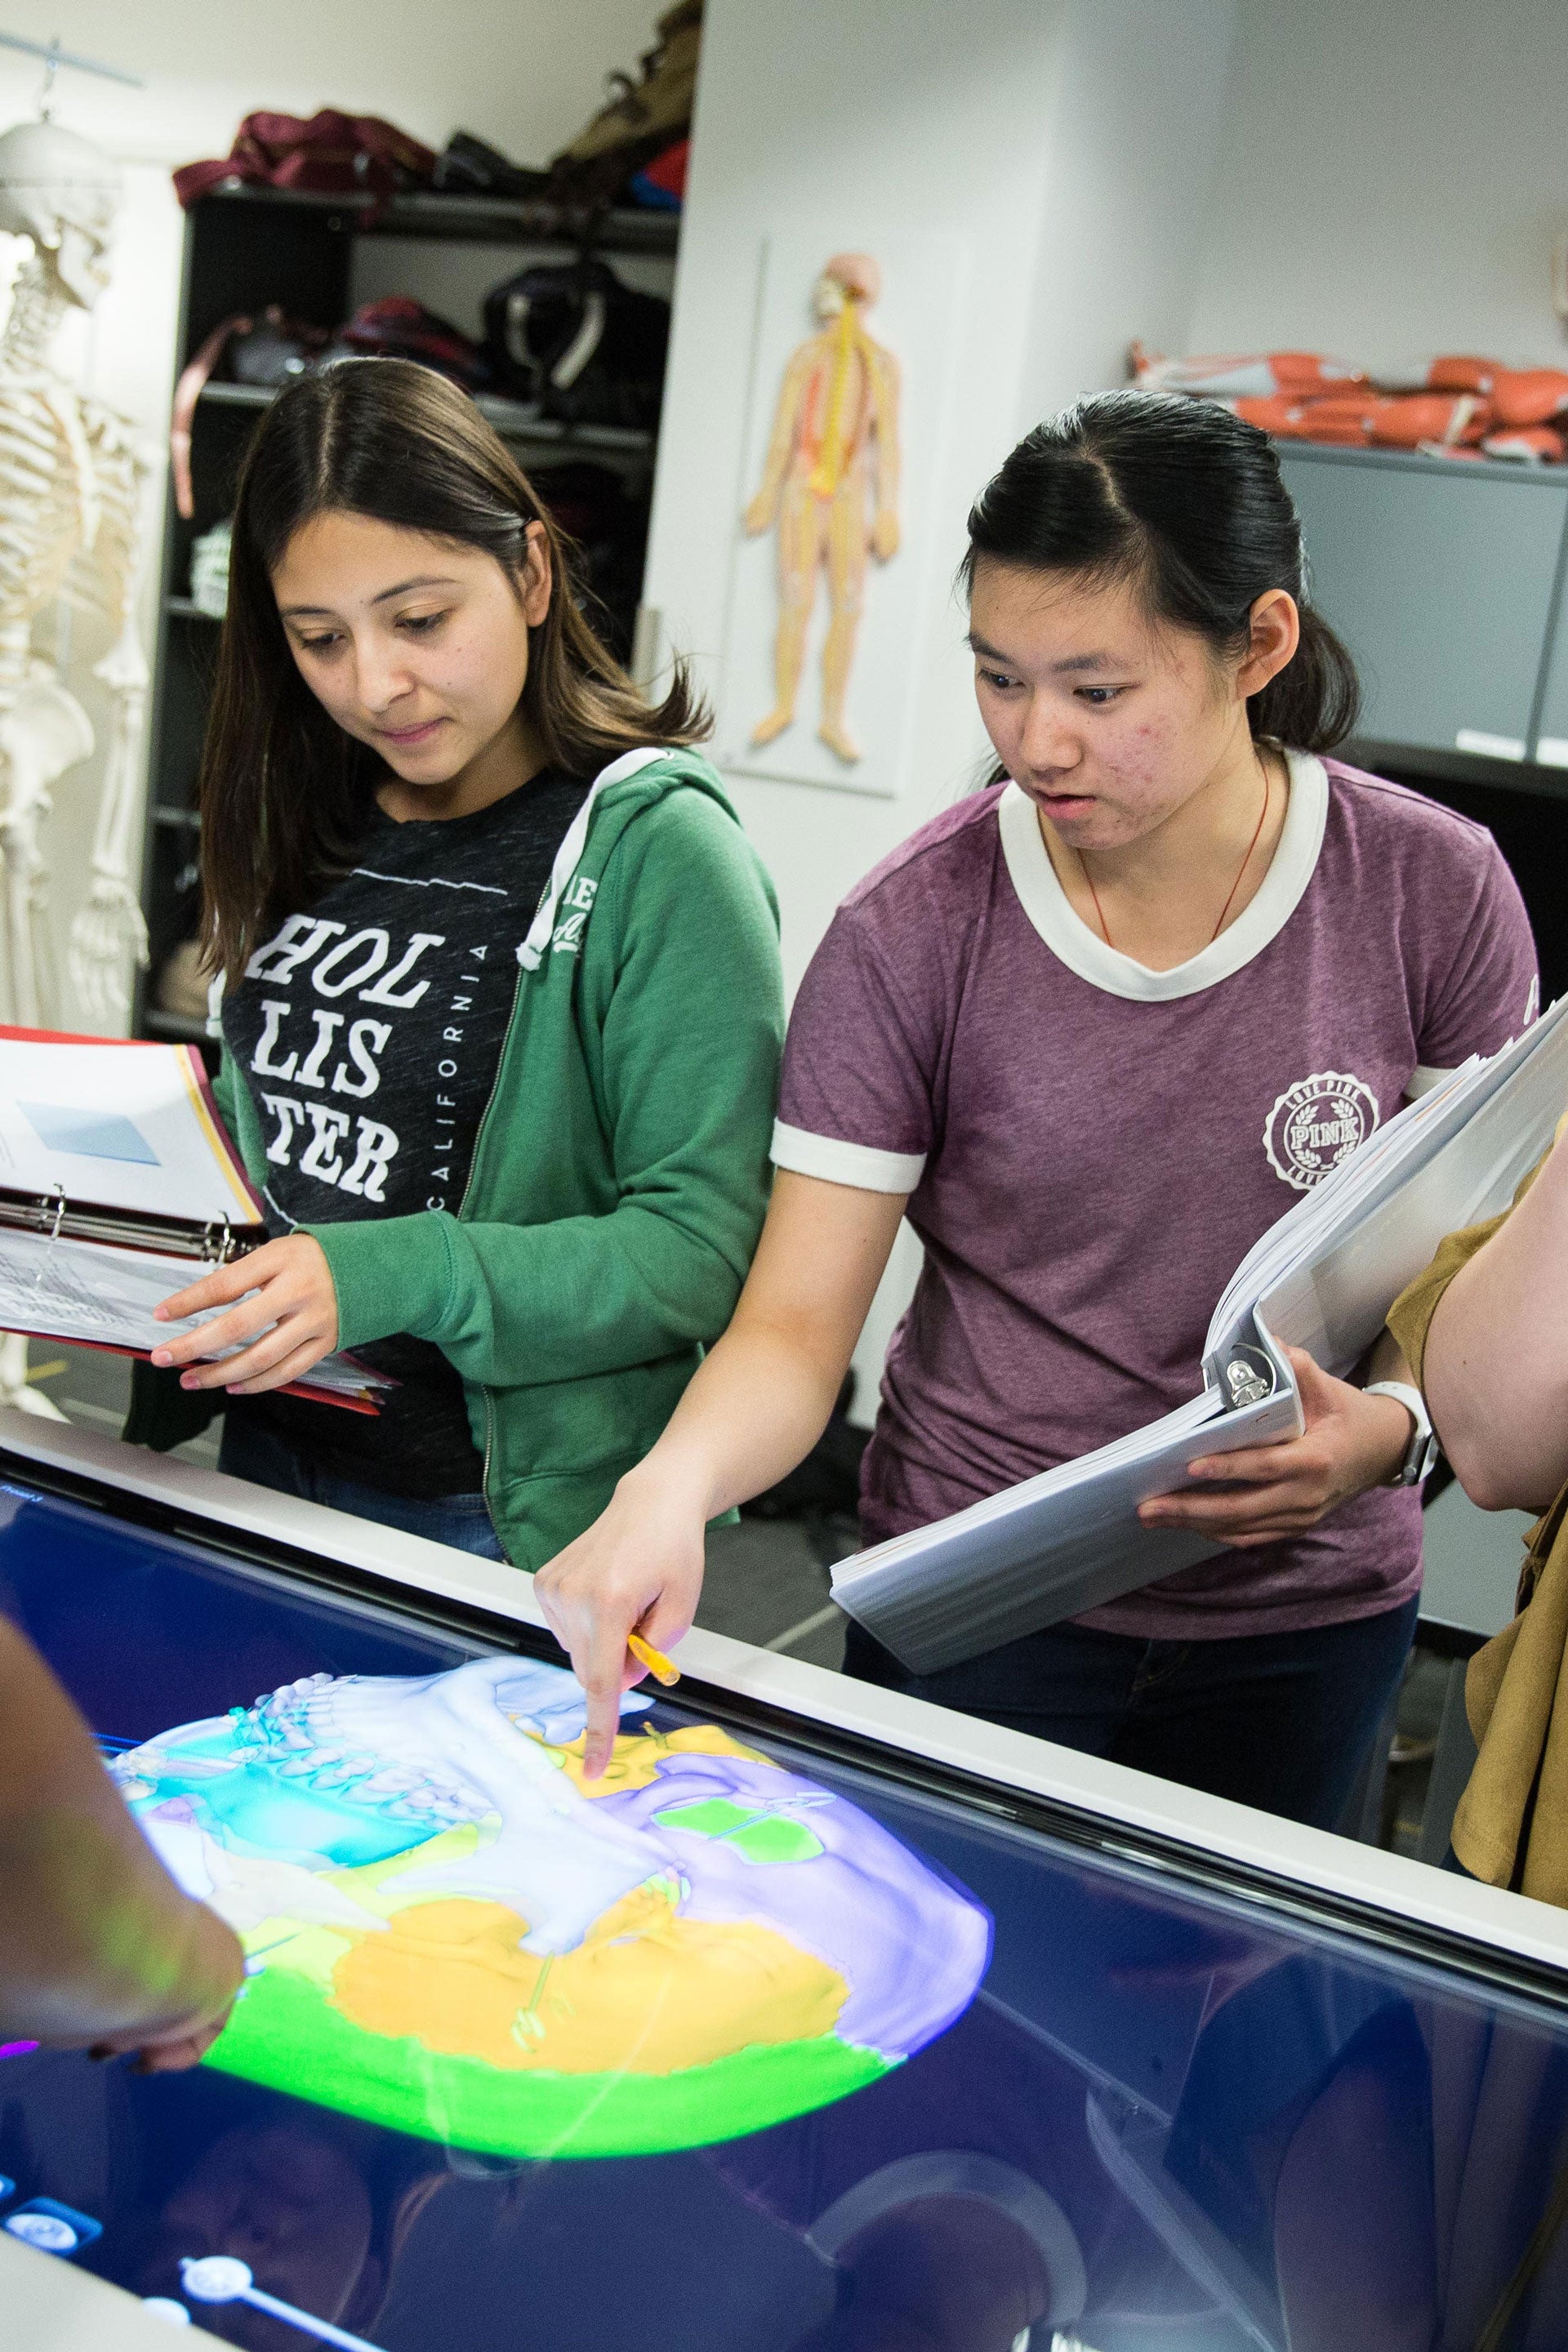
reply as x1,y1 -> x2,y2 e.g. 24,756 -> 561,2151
1365,1379 -> 1440,1487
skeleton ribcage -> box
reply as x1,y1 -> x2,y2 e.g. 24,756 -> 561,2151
0,377 -> 88,635
62,402 -> 144,639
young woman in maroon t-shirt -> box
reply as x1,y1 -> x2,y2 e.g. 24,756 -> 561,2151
537,394 -> 1535,1821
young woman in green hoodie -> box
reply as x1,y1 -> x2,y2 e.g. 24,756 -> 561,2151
147,359 -> 783,1570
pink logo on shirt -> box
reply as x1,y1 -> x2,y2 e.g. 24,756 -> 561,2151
1263,1071 -> 1380,1191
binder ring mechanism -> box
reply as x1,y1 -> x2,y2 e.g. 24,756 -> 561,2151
1220,1343 -> 1278,1412
0,1187 -> 262,1267
26,1187 -> 69,1292
201,1220 -> 247,1266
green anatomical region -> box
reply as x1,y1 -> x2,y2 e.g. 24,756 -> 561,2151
653,1797 -> 827,1865
113,1659 -> 992,2158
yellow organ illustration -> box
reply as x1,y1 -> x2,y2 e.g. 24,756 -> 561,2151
745,252 -> 902,765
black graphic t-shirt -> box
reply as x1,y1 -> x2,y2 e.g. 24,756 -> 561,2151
221,768 -> 590,1497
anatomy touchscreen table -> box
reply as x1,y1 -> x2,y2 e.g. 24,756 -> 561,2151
6,1423 -> 1568,2352
115,1655 -> 989,2160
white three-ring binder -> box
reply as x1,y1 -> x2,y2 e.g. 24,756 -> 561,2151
834,992 -> 1568,1673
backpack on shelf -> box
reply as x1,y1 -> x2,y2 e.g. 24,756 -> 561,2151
482,258 -> 669,432
169,301 -> 490,518
330,298 -> 490,390
173,109 -> 436,210
546,1 -> 702,208
170,306 -> 335,517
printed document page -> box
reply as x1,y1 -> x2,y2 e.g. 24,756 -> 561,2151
0,1037 -> 258,1227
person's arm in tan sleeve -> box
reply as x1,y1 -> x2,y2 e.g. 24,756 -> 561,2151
1419,1126 -> 1568,1511
0,1617 -> 243,2067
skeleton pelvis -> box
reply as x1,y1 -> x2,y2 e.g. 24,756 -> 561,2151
0,668 -> 94,822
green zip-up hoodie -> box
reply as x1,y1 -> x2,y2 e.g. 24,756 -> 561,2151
210,749 -> 783,1570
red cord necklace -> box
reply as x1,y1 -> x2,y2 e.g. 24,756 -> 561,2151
1080,754 -> 1274,955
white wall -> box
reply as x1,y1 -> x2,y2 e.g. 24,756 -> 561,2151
0,0 -> 662,1031
646,0 -> 1240,1000
1185,0 -> 1568,377
644,0 -> 1064,1000
1019,0 -> 1238,421
642,0 -> 1239,1410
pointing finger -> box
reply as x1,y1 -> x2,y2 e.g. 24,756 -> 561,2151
580,1633 -> 636,1781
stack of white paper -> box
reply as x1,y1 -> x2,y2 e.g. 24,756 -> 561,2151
832,995 -> 1568,1674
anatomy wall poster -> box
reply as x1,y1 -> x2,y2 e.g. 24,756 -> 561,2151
719,233 -> 964,800
116,1658 -> 991,2158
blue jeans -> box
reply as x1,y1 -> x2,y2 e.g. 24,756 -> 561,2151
217,1415 -> 508,1562
844,1595 -> 1420,1829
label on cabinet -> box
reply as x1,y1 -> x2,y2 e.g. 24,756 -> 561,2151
1455,728 -> 1526,760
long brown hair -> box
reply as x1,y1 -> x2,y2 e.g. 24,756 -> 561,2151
198,357 -> 707,981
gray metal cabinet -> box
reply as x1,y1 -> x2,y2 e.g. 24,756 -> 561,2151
1278,445 -> 1568,761
1532,551 -> 1568,773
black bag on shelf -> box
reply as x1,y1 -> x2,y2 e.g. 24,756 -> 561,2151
483,258 -> 669,431
434,131 -> 548,201
325,297 -> 491,390
530,460 -> 650,657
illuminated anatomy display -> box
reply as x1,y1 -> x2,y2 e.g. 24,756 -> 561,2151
0,118 -> 153,1028
115,1656 -> 991,2158
744,252 -> 901,766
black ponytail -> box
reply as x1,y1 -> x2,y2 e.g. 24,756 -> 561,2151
961,390 -> 1361,754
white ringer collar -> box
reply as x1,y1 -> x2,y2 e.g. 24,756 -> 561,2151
996,748 -> 1330,1002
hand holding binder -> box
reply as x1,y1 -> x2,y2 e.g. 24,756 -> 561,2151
149,1231 -> 341,1397
1138,1344 -> 1419,1545
0,1031 -> 388,1410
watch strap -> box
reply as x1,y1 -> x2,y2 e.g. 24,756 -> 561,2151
1365,1379 -> 1438,1486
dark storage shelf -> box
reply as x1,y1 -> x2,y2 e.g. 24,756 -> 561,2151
1348,737 -> 1568,804
151,805 -> 201,830
193,182 -> 680,256
1272,438 -> 1568,489
143,1008 -> 210,1043
165,596 -> 219,621
196,378 -> 655,455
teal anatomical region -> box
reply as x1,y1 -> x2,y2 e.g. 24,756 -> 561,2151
112,1659 -> 992,2157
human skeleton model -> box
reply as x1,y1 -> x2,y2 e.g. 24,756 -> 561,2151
0,120 -> 153,1419
744,252 -> 901,766
0,118 -> 152,1029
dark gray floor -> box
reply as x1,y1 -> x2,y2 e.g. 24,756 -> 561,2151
31,1339 -> 220,1468
698,1514 -> 848,1668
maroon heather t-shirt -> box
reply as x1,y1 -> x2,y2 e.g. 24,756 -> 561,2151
773,755 -> 1539,1641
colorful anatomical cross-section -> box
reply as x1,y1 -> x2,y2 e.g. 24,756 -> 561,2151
112,1659 -> 991,2157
